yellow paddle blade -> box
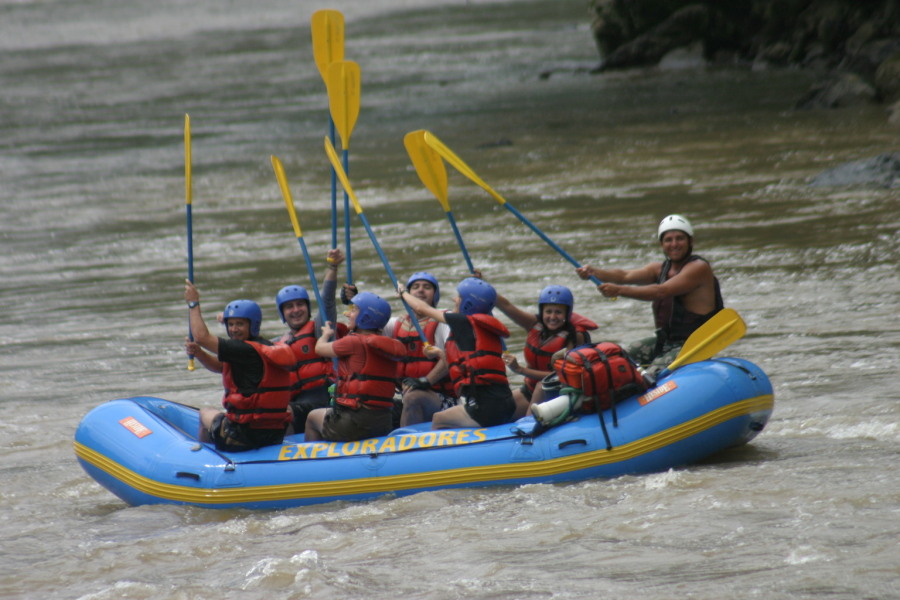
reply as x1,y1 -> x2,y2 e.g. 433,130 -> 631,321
184,114 -> 192,206
327,60 -> 361,149
422,131 -> 507,206
270,155 -> 303,238
404,130 -> 450,211
324,137 -> 363,215
311,9 -> 344,84
665,308 -> 747,371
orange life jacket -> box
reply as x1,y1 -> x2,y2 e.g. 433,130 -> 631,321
221,340 -> 293,429
392,315 -> 455,396
445,314 -> 509,396
278,320 -> 334,397
522,312 -> 599,390
335,333 -> 406,411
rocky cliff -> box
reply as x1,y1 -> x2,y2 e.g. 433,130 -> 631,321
590,0 -> 900,118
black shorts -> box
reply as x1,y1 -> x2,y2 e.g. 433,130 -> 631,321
518,383 -> 534,402
289,386 -> 332,432
462,384 -> 516,427
210,413 -> 286,452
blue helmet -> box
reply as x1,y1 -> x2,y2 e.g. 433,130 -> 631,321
406,271 -> 440,306
456,277 -> 496,316
351,291 -> 391,331
275,285 -> 310,322
223,299 -> 262,338
538,285 -> 574,314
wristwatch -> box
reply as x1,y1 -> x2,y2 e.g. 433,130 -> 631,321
187,301 -> 199,309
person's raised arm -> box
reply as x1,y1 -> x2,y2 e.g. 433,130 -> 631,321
184,279 -> 219,354
398,284 -> 446,323
494,291 -> 538,331
318,248 -> 344,327
608,259 -> 711,302
314,321 -> 338,358
578,262 -> 661,298
185,338 -> 222,373
576,262 -> 659,285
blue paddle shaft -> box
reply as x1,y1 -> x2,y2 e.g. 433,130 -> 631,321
342,149 -> 353,284
446,211 -> 475,274
503,203 -> 603,286
356,212 -> 427,341
296,237 -> 327,318
329,119 -> 338,249
297,236 -> 338,370
186,204 -> 195,346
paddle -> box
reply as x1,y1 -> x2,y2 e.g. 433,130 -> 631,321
420,131 -> 604,286
324,137 -> 428,342
327,59 -> 361,285
658,308 -> 747,377
271,155 -> 330,311
272,155 -> 340,370
184,114 -> 195,372
404,129 -> 476,274
311,9 -> 344,250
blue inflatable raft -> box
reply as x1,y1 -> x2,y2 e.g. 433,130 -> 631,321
74,357 -> 773,510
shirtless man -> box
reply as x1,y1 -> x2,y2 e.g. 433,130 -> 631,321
577,214 -> 723,381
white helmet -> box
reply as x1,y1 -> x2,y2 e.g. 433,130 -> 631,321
657,214 -> 694,240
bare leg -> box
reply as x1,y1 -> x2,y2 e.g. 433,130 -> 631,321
304,408 -> 327,442
431,404 -> 480,430
400,389 -> 443,427
512,388 -> 530,420
525,381 -> 546,416
198,407 -> 220,442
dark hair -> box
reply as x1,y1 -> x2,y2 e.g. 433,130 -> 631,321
536,313 -> 579,346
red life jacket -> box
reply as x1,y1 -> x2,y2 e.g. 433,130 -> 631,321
523,312 -> 599,391
445,314 -> 509,396
221,340 -> 293,429
392,315 -> 455,396
335,334 -> 406,411
553,342 -> 646,413
278,320 -> 335,397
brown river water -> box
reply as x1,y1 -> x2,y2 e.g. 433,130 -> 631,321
1,0 -> 897,598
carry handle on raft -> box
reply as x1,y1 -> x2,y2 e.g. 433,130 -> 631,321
324,137 -> 429,344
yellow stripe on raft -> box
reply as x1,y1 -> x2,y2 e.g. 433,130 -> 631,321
74,395 -> 773,505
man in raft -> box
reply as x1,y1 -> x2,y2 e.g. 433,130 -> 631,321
305,291 -> 406,442
385,271 -> 457,427
576,214 -> 723,382
184,281 -> 294,451
273,248 -> 346,433
399,277 -> 516,429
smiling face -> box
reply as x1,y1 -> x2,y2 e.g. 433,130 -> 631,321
343,304 -> 360,331
540,303 -> 568,331
226,317 -> 252,341
281,299 -> 310,332
660,230 -> 692,262
409,280 -> 436,306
